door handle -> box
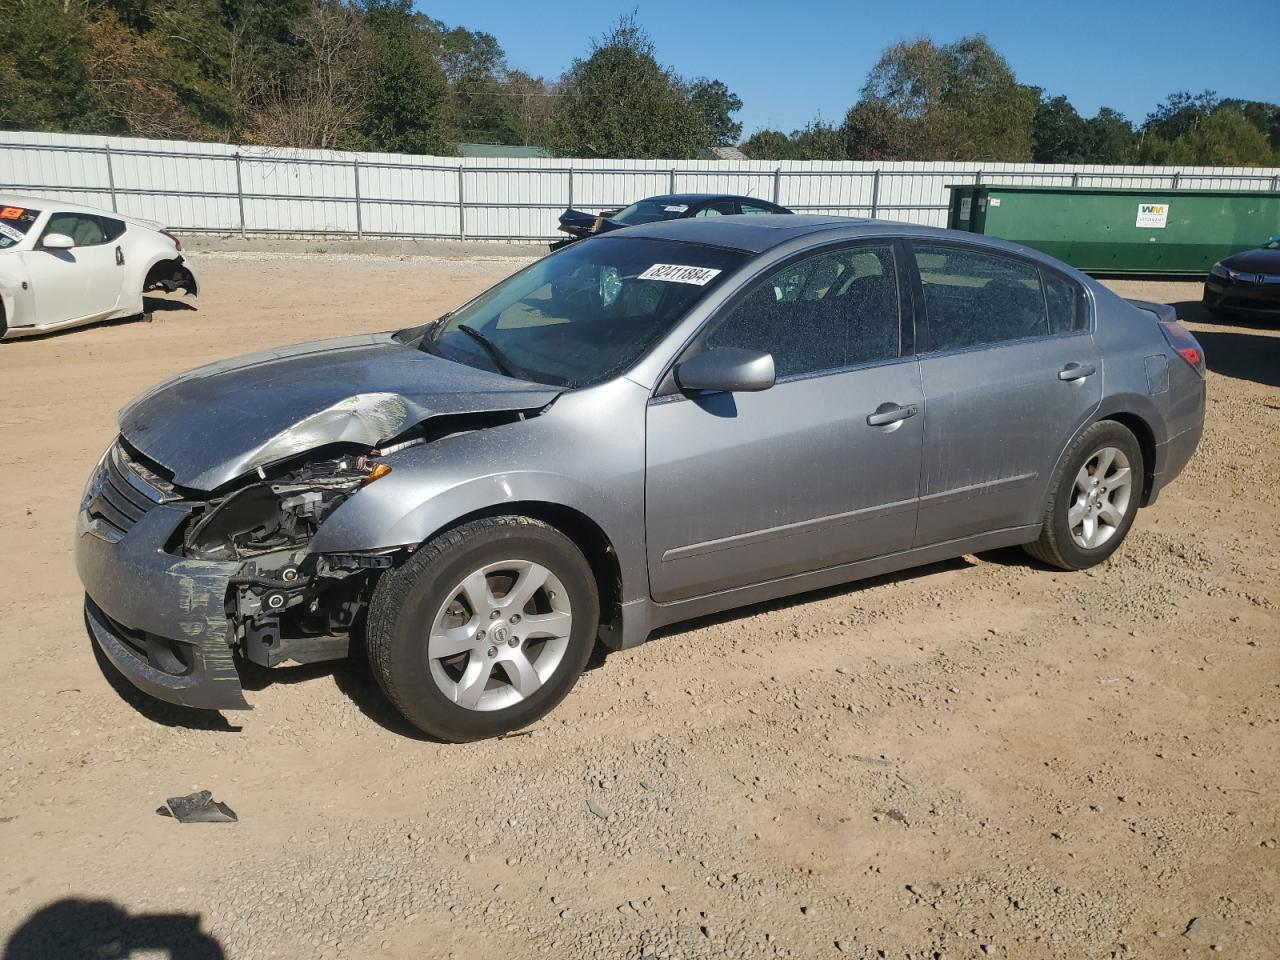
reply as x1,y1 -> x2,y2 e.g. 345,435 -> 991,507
866,402 -> 919,427
115,245 -> 125,266
1058,362 -> 1096,382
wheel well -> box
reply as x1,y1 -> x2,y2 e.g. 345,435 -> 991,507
422,503 -> 623,629
1103,413 -> 1157,505
143,258 -> 195,294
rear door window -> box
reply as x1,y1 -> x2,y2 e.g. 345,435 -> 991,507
739,201 -> 777,215
912,244 -> 1050,351
0,205 -> 41,249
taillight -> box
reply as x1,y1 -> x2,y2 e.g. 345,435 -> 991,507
1159,319 -> 1205,377
160,229 -> 182,251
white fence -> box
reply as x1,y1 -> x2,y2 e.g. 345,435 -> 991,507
2,130 -> 1278,242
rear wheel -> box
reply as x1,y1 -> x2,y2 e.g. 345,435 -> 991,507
367,516 -> 599,741
1025,421 -> 1143,570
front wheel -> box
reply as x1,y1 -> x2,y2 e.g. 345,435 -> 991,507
367,516 -> 599,741
1025,421 -> 1144,571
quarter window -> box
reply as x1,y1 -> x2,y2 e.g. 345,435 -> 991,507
100,217 -> 127,242
913,244 -> 1050,351
739,202 -> 777,215
705,243 -> 901,379
1043,271 -> 1089,333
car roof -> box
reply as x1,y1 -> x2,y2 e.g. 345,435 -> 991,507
639,193 -> 774,205
605,214 -> 1065,261
0,193 -> 159,227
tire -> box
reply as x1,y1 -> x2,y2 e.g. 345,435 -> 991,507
367,516 -> 599,741
1024,420 -> 1144,571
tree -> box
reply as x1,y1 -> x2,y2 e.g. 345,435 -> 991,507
1032,94 -> 1088,163
360,0 -> 450,154
1082,107 -> 1137,164
1219,98 -> 1280,152
1145,90 -> 1219,142
500,70 -> 556,147
840,35 -> 1037,161
688,78 -> 742,147
0,0 -> 105,132
790,120 -> 847,160
84,8 -> 210,139
741,129 -> 793,160
841,99 -> 901,160
1147,106 -> 1278,166
546,15 -> 709,159
246,1 -> 372,149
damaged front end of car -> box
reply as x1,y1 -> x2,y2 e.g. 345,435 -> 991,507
181,448 -> 400,671
77,438 -> 406,709
76,335 -> 563,711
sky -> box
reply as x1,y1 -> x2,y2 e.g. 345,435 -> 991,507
416,0 -> 1278,136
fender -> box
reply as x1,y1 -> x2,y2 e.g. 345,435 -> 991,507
1038,391 -> 1166,516
306,417 -> 648,606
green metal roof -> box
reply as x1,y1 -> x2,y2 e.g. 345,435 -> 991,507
456,142 -> 552,159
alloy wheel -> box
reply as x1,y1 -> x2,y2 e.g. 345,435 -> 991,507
1067,446 -> 1134,550
426,559 -> 572,712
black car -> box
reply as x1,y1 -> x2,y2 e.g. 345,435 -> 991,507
1204,237 -> 1280,320
551,193 -> 791,250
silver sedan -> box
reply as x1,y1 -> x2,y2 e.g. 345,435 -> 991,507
76,216 -> 1205,741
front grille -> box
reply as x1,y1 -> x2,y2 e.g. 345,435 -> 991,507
88,443 -> 165,537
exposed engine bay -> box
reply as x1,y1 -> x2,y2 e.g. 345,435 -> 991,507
158,446 -> 406,669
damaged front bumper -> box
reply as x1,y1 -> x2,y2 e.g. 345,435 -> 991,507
76,485 -> 250,711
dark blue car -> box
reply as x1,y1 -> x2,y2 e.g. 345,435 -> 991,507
552,193 -> 792,249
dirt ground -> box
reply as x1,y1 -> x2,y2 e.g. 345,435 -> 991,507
0,253 -> 1276,960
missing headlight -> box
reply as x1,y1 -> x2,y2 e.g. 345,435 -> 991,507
183,455 -> 387,560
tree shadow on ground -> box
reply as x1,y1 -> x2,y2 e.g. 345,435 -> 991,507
2,898 -> 224,960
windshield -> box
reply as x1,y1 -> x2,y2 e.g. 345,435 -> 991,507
610,199 -> 695,226
0,205 -> 40,250
426,237 -> 747,387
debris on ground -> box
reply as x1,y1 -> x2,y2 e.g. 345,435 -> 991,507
157,790 -> 238,823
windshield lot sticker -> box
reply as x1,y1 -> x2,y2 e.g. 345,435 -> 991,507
0,222 -> 24,242
639,264 -> 722,285
0,207 -> 25,219
663,204 -> 689,213
1136,203 -> 1169,228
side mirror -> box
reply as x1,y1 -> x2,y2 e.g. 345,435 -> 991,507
675,347 -> 775,394
42,233 -> 75,250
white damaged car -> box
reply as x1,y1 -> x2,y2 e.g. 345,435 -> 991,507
0,194 -> 197,340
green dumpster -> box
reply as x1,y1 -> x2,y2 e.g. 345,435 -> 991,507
946,185 -> 1280,276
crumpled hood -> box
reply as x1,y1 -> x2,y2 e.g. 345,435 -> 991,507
119,334 -> 561,490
